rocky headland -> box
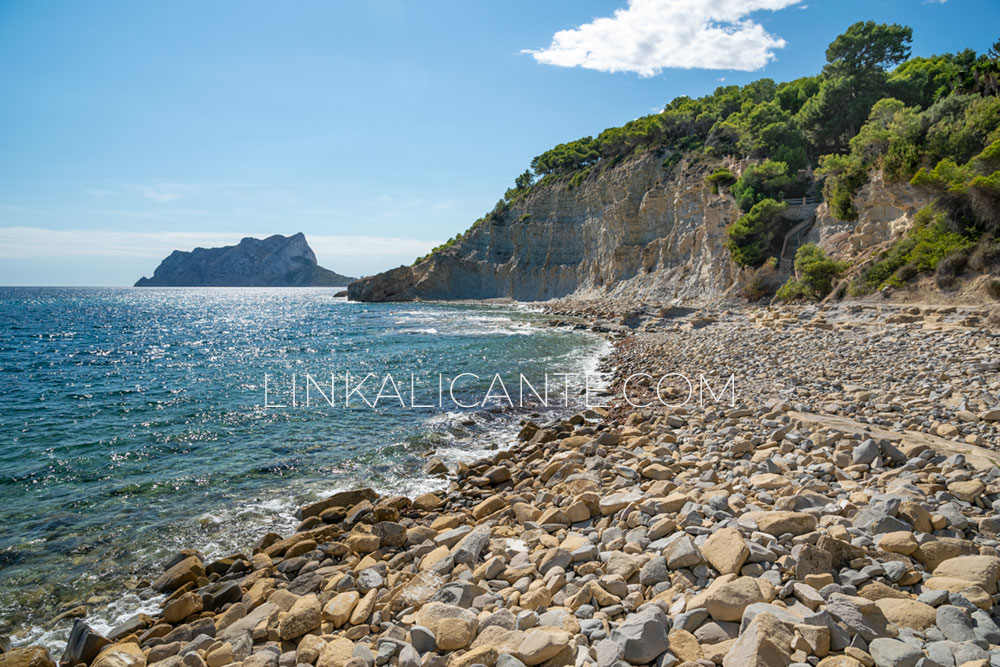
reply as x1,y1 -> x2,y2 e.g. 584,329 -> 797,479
135,234 -> 353,287
5,300 -> 1000,667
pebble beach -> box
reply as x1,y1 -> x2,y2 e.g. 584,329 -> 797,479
4,300 -> 1000,667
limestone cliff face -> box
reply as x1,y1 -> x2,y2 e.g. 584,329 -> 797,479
135,233 -> 354,287
811,172 -> 933,261
350,152 -> 742,303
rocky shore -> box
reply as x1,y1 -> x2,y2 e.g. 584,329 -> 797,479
3,301 -> 1000,667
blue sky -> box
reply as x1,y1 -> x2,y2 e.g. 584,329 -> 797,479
1,0 -> 997,285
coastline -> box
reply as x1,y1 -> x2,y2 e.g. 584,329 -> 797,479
2,299 -> 615,657
4,300 -> 1000,667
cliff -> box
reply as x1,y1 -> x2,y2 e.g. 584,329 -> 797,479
348,150 -> 942,304
135,233 -> 354,287
350,152 -> 742,303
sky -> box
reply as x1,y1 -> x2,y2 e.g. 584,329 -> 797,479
1,0 -> 997,286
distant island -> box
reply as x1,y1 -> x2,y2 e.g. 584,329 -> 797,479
134,232 -> 354,287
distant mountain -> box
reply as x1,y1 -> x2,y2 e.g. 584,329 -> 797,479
134,233 -> 354,287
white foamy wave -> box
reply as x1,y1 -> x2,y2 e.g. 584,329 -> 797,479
13,590 -> 165,659
397,327 -> 438,335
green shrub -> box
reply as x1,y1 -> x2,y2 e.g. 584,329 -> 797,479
726,199 -> 787,267
706,167 -> 737,193
851,206 -> 975,292
732,160 -> 793,211
776,244 -> 847,300
816,153 -> 864,220
568,167 -> 591,189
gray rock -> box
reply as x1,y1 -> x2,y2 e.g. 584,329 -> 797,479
972,610 -> 1000,644
672,609 -> 709,633
639,557 -> 669,587
61,620 -> 111,667
611,606 -> 669,665
497,656 -> 527,667
936,605 -> 975,643
430,581 -> 487,608
409,626 -> 436,655
853,439 -> 881,465
452,526 -> 491,565
869,638 -> 923,667
825,594 -> 892,642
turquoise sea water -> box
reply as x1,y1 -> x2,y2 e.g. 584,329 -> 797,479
0,287 -> 607,650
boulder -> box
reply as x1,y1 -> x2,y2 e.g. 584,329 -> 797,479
279,594 -> 321,640
611,606 -> 668,665
60,620 -> 111,667
706,577 -> 769,622
151,556 -> 204,593
91,644 -> 146,667
0,648 -> 55,667
932,555 -> 1000,594
743,511 -> 817,537
516,630 -> 570,666
702,527 -> 749,575
722,612 -> 792,667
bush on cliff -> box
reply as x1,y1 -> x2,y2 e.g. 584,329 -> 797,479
731,160 -> 794,212
849,206 -> 976,293
706,168 -> 736,194
726,199 -> 787,268
776,244 -> 848,301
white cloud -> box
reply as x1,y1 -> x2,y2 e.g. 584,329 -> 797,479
525,0 -> 801,76
0,227 -> 441,261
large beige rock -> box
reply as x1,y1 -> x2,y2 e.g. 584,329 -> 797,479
0,647 -> 55,667
706,577 -> 769,622
323,591 -> 359,627
702,527 -> 749,575
723,612 -> 792,667
279,594 -> 321,640
912,538 -> 977,570
667,629 -> 703,663
345,532 -> 380,554
878,532 -> 918,555
162,591 -> 203,624
874,598 -> 937,630
92,644 -> 146,667
316,638 -> 355,667
349,589 -> 377,626
516,629 -> 570,666
412,492 -> 443,511
448,647 -> 498,667
385,571 -> 444,612
743,511 -> 817,537
151,555 -> 204,593
296,636 -> 326,666
948,479 -> 986,502
415,602 -> 479,649
436,617 -> 477,651
750,473 -> 790,490
470,626 -> 525,655
932,555 -> 1000,594
473,494 -> 506,519
205,643 -> 233,667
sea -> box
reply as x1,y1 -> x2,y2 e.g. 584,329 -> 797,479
0,287 -> 610,653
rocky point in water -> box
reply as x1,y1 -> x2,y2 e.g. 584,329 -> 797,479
135,233 -> 354,287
